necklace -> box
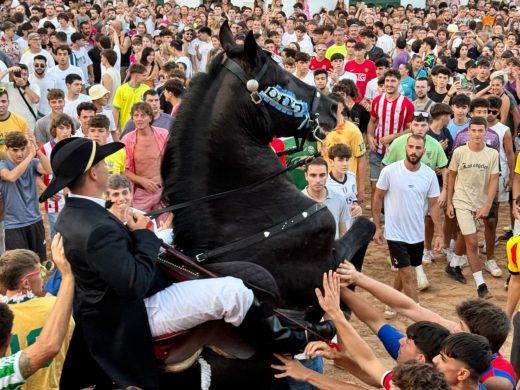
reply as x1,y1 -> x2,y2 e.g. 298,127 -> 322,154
0,291 -> 35,304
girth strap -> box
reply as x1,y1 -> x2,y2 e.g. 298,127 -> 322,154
195,203 -> 327,262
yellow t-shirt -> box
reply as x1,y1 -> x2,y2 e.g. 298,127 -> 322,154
0,113 -> 29,152
7,297 -> 75,390
105,148 -> 127,175
319,121 -> 366,175
112,83 -> 150,131
514,153 -> 520,175
325,44 -> 347,60
507,235 -> 520,275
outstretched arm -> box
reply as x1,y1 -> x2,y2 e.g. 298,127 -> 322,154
337,262 -> 458,332
19,234 -> 74,379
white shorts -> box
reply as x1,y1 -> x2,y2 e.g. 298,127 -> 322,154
144,276 -> 254,338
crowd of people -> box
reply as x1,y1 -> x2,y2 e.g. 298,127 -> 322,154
2,0 -> 520,388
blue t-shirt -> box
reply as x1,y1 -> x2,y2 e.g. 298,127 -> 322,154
0,158 -> 42,229
447,118 -> 470,140
377,323 -> 404,360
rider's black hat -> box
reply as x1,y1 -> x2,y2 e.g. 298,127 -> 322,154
39,138 -> 124,203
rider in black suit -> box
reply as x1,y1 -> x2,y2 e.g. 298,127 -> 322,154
40,138 -> 335,389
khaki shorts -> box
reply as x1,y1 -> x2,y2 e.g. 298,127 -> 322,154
455,208 -> 478,235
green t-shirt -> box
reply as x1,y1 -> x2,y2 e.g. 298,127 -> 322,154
283,138 -> 317,190
382,134 -> 448,170
0,351 -> 25,390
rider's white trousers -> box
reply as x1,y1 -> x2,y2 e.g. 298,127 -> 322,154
144,276 -> 254,337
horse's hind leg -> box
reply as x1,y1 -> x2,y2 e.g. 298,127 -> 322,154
331,217 -> 375,271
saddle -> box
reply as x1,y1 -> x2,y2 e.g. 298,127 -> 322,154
154,250 -> 280,372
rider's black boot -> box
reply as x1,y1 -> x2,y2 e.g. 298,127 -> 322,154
239,298 -> 336,354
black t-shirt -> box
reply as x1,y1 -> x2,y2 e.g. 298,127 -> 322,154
88,47 -> 101,84
472,77 -> 490,93
428,88 -> 450,103
367,46 -> 385,62
349,103 -> 370,134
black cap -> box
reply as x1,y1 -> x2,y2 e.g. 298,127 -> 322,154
39,138 -> 124,203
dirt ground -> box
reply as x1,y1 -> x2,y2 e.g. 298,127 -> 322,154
324,202 -> 515,387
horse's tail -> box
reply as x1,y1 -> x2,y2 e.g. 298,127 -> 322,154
331,217 -> 375,271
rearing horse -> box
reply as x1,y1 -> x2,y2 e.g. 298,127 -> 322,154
160,22 -> 374,388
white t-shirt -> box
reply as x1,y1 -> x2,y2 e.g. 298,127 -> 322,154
327,172 -> 357,229
63,93 -> 92,118
47,64 -> 86,91
29,73 -> 59,116
282,31 -> 297,47
38,17 -> 59,28
376,34 -> 395,54
376,160 -> 439,243
57,25 -> 76,43
20,49 -> 55,74
71,47 -> 93,86
294,71 -> 315,86
490,122 -> 509,178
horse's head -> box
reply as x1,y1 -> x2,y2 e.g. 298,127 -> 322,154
218,21 -> 337,144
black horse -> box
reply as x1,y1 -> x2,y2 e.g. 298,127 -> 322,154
160,22 -> 374,389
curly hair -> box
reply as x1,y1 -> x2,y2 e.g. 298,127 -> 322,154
392,361 -> 450,390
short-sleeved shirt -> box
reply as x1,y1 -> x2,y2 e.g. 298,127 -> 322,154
371,94 -> 415,155
105,148 -> 127,176
327,172 -> 357,229
301,187 -> 348,239
377,161 -> 440,243
320,122 -> 366,175
447,119 -> 470,141
382,134 -> 448,170
514,153 -> 520,175
0,351 -> 25,390
0,113 -> 29,152
448,144 -> 499,211
453,128 -> 500,152
480,353 -> 516,388
0,159 -> 42,229
112,82 -> 150,130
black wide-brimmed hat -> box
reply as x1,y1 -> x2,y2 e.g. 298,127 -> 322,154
39,138 -> 124,203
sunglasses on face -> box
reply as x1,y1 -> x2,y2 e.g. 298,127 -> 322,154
413,111 -> 429,118
33,63 -> 45,68
489,109 -> 499,115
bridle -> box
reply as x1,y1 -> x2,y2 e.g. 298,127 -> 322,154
146,55 -> 326,219
221,56 -> 323,156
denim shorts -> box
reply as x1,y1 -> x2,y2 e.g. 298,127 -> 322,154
369,151 -> 384,181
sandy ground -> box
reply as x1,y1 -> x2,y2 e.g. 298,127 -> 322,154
324,202 -> 515,387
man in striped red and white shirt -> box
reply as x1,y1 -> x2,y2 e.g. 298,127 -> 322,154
367,69 -> 414,204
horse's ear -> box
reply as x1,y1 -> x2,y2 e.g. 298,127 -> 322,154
244,30 -> 258,66
219,19 -> 234,53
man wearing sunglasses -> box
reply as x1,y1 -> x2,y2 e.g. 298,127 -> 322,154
19,33 -> 55,76
28,56 -> 59,118
0,238 -> 74,390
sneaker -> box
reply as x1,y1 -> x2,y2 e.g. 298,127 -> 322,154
422,249 -> 432,265
416,269 -> 430,291
499,230 -> 513,241
445,265 -> 467,284
384,306 -> 396,319
477,283 -> 493,300
484,259 -> 503,277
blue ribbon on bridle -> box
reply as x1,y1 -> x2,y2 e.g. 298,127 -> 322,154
258,85 -> 311,130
